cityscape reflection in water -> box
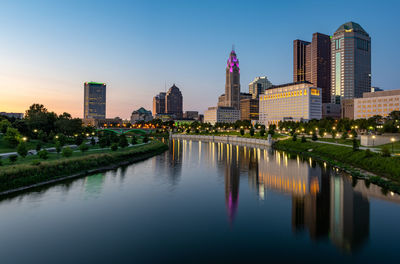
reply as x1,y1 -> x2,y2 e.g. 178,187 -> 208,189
0,139 -> 399,263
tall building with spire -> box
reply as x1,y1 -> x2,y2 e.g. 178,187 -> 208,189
218,49 -> 241,110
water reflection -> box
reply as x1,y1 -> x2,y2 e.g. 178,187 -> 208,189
169,139 -> 400,253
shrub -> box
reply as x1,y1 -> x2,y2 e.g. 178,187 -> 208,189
186,128 -> 191,133
17,142 -> 28,158
75,135 -> 84,146
195,129 -> 199,134
260,129 -> 266,137
91,137 -> 96,146
143,135 -> 149,143
240,129 -> 244,136
62,147 -> 73,157
111,143 -> 118,151
99,136 -> 107,148
36,142 -> 42,152
38,150 -> 49,160
250,128 -> 255,136
365,149 -> 373,158
56,133 -> 67,146
268,129 -> 275,136
292,134 -> 297,141
341,131 -> 348,140
4,127 -> 21,147
9,154 -> 18,163
79,143 -> 89,153
381,147 -> 391,157
131,136 -> 137,145
301,136 -> 306,143
312,132 -> 318,141
0,159 -> 3,166
31,160 -> 41,166
119,135 -> 129,148
332,132 -> 336,139
55,141 -> 62,155
352,138 -> 359,151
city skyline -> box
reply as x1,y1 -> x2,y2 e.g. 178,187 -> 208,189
1,0 -> 399,119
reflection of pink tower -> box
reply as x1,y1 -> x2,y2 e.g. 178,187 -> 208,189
225,48 -> 241,110
225,161 -> 240,225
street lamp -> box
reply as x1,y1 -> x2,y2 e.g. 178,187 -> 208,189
22,137 -> 27,142
372,135 -> 376,146
391,137 -> 395,153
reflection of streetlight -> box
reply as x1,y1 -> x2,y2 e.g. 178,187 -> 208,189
391,137 -> 395,153
372,135 -> 376,146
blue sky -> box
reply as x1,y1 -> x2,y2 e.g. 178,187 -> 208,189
0,0 -> 399,118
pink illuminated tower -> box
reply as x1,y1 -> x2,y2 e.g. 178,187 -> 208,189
224,49 -> 241,110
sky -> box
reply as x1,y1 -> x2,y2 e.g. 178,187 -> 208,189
1,0 -> 399,119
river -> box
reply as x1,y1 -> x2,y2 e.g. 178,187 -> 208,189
0,139 -> 399,263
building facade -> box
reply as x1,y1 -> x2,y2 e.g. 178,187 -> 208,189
259,82 -> 322,126
322,103 -> 341,119
248,76 -> 273,99
354,90 -> 400,119
341,99 -> 354,119
152,92 -> 166,117
293,33 -> 331,103
165,84 -> 183,119
240,99 -> 259,121
204,106 -> 240,125
183,111 -> 199,120
331,22 -> 371,103
84,82 -> 106,120
0,112 -> 24,119
130,107 -> 153,123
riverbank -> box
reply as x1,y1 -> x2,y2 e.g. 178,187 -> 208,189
172,134 -> 274,147
0,141 -> 168,195
273,139 -> 400,193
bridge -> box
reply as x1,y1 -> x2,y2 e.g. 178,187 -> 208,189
96,128 -> 154,135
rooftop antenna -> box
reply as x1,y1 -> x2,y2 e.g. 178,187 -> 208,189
232,44 -> 235,51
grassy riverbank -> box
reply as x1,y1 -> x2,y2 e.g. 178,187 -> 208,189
0,141 -> 168,193
274,139 -> 400,193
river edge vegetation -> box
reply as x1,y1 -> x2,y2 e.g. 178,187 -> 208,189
0,141 -> 168,194
273,139 -> 400,194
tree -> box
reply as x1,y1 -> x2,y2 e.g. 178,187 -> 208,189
240,129 -> 244,136
292,134 -> 297,141
62,147 -> 73,157
75,134 -> 84,146
381,147 -> 391,157
99,136 -> 107,148
38,149 -> 49,160
143,135 -> 149,143
352,138 -> 359,151
17,142 -> 28,158
260,129 -> 266,137
111,143 -> 118,151
131,136 -> 137,145
4,127 -> 21,147
90,137 -> 96,146
341,131 -> 348,140
55,141 -> 62,155
301,135 -> 306,143
36,142 -> 42,152
79,143 -> 89,153
0,119 -> 11,134
118,134 -> 129,148
312,132 -> 318,141
250,128 -> 255,136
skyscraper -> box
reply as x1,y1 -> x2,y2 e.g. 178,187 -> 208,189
153,92 -> 166,117
248,76 -> 273,99
331,22 -> 371,103
83,82 -> 106,120
165,84 -> 183,119
293,33 -> 331,103
219,49 -> 241,110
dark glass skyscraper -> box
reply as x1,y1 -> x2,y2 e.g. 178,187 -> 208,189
84,82 -> 106,119
165,84 -> 183,119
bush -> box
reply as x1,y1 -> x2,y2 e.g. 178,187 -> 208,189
195,129 -> 199,134
332,132 -> 336,139
341,131 -> 348,140
56,133 -> 67,146
91,137 -> 96,146
260,129 -> 266,137
312,132 -> 318,141
38,150 -> 49,160
0,159 -> 3,166
143,135 -> 149,143
111,143 -> 118,151
292,134 -> 297,141
36,142 -> 42,152
240,129 -> 244,136
119,135 -> 129,148
31,160 -> 41,166
17,142 -> 28,158
75,135 -> 84,146
365,149 -> 373,158
79,143 -> 89,153
9,155 -> 18,163
62,147 -> 73,157
186,128 -> 191,133
131,136 -> 137,145
352,138 -> 359,151
301,136 -> 306,143
4,127 -> 21,147
250,128 -> 255,136
268,128 -> 275,137
55,141 -> 62,155
381,147 -> 391,157
99,136 -> 107,148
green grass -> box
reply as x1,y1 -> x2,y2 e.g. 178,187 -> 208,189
0,141 -> 168,193
274,139 -> 400,193
376,140 -> 400,154
317,138 -> 360,146
0,137 -> 70,154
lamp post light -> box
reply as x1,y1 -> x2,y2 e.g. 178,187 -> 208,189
391,137 -> 395,153
22,137 -> 27,142
372,135 -> 376,146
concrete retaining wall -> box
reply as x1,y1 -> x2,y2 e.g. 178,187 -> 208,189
361,134 -> 400,147
171,134 -> 272,147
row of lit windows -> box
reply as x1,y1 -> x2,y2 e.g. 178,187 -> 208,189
262,89 -> 321,100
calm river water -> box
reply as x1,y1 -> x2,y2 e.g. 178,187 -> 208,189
0,139 -> 399,263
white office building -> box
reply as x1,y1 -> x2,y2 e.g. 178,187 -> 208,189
204,106 -> 240,125
259,82 -> 322,126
